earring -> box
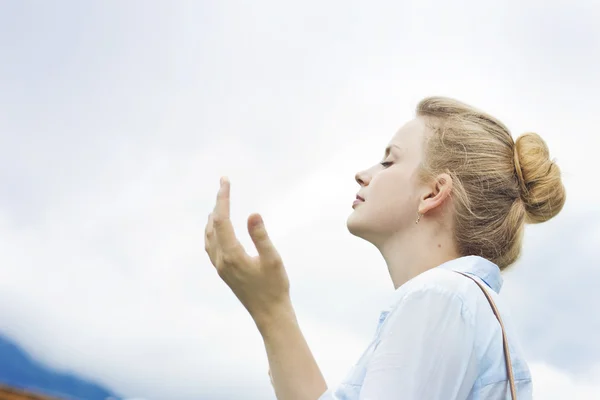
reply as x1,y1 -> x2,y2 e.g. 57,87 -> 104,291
415,212 -> 422,224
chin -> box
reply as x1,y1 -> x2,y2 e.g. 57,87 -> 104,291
346,212 -> 368,239
347,212 -> 396,248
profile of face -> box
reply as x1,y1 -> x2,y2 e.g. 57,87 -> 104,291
347,117 -> 435,247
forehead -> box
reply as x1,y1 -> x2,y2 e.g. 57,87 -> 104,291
385,117 -> 428,155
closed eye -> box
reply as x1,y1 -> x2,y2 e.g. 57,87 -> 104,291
380,161 -> 393,168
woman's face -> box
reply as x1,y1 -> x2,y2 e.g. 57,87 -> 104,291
347,117 -> 429,245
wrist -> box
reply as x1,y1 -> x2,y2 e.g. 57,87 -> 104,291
253,299 -> 297,336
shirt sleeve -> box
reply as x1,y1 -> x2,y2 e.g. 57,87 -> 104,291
358,288 -> 478,400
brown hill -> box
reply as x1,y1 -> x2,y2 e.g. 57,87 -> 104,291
0,384 -> 62,400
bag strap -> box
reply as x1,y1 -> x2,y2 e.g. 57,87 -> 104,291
455,271 -> 517,399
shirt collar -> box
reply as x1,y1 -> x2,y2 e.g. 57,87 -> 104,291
437,255 -> 503,293
384,255 -> 504,313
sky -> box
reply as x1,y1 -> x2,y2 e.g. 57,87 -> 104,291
0,0 -> 599,399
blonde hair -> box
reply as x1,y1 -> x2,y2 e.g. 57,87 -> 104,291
416,97 -> 566,269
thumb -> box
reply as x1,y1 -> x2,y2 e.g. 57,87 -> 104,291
247,213 -> 280,262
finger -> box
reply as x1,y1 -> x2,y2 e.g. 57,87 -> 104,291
204,212 -> 214,241
213,177 -> 242,253
247,213 -> 281,263
204,213 -> 219,266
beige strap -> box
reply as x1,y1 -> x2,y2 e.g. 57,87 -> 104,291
456,272 -> 517,399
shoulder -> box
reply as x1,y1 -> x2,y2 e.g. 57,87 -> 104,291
388,268 -> 486,325
402,267 -> 482,301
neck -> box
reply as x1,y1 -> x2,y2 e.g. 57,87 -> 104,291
377,223 -> 460,289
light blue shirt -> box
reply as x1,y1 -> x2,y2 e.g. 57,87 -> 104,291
318,256 -> 533,400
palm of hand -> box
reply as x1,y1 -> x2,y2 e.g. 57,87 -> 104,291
204,178 -> 291,320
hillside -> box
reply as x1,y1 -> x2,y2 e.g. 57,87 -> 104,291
0,334 -> 120,400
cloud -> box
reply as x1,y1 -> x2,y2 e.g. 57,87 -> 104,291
500,209 -> 600,374
530,363 -> 600,400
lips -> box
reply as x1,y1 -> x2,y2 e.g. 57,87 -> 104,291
352,195 -> 365,209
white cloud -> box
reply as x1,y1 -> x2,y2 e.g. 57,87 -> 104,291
530,363 -> 600,400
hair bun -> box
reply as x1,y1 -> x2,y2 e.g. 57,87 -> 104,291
514,132 -> 566,224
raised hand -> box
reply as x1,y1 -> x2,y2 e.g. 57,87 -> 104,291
206,178 -> 328,399
204,177 -> 291,326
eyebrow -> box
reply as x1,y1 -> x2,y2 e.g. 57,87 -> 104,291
384,144 -> 402,158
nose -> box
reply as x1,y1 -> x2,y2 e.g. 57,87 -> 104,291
355,169 -> 370,186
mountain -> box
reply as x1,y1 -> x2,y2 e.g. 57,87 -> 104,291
0,334 -> 120,400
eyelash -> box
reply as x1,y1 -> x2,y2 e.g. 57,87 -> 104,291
380,161 -> 393,168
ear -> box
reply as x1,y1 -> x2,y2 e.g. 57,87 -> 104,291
418,173 -> 453,216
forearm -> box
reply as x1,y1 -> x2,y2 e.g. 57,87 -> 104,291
256,305 -> 327,400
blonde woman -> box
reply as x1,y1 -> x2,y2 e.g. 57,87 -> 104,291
204,97 -> 566,399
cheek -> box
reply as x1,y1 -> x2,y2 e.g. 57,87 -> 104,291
364,193 -> 403,221
372,173 -> 418,218
375,170 -> 414,201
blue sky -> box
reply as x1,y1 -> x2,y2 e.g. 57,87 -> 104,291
1,1 -> 599,399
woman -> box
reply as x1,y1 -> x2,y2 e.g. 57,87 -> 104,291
204,97 -> 566,399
